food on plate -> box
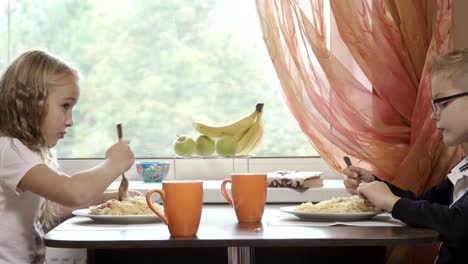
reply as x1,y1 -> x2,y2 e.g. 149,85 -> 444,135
295,195 -> 378,213
89,196 -> 162,215
267,171 -> 323,189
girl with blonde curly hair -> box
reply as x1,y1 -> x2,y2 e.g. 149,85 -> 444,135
0,50 -> 135,263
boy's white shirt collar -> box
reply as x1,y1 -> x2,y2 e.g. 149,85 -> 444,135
448,156 -> 468,206
448,156 -> 468,183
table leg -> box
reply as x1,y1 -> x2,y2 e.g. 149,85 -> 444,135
227,247 -> 255,264
86,249 -> 95,264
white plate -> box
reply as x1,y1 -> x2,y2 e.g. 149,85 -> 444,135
72,209 -> 163,224
280,206 -> 384,221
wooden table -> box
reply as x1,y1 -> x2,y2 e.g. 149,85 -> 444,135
45,204 -> 439,264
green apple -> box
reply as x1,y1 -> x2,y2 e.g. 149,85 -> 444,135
173,135 -> 196,157
195,135 -> 215,156
215,136 -> 238,157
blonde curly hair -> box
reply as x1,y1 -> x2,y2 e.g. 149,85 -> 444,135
0,50 -> 79,156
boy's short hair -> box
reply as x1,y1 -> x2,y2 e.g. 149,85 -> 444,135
432,48 -> 468,83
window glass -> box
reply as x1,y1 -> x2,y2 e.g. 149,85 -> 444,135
0,1 -> 8,69
1,0 -> 318,158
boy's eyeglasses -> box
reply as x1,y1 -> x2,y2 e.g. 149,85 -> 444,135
432,91 -> 468,114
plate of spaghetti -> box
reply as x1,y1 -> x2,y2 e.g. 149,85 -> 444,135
280,196 -> 384,221
72,196 -> 163,224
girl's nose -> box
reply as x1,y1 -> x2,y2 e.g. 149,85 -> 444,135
65,112 -> 74,127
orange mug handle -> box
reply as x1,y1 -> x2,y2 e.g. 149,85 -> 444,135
221,178 -> 233,206
146,189 -> 169,225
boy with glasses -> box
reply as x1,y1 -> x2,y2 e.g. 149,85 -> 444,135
343,48 -> 468,264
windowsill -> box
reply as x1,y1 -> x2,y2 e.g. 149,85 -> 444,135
59,157 -> 341,181
107,179 -> 349,203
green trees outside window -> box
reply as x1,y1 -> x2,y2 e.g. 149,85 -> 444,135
0,0 -> 317,158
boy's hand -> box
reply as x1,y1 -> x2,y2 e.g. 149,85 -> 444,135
342,165 -> 374,195
357,181 -> 399,211
105,139 -> 135,174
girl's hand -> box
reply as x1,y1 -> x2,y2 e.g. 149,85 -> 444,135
342,165 -> 374,195
105,139 -> 135,174
357,181 -> 399,211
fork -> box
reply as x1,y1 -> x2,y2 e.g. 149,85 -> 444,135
343,156 -> 358,183
343,156 -> 352,168
344,156 -> 372,206
117,123 -> 129,201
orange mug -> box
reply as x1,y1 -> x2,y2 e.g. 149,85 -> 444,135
221,173 -> 267,223
146,180 -> 203,237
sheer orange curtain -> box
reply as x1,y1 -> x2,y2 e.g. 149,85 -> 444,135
256,0 -> 463,195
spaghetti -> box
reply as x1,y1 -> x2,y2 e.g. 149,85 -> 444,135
89,196 -> 162,215
295,195 -> 377,213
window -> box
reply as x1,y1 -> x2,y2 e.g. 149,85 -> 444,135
1,0 -> 318,158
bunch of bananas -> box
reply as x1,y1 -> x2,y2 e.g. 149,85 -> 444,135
193,103 -> 264,156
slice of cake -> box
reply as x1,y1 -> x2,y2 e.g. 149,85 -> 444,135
267,171 -> 323,189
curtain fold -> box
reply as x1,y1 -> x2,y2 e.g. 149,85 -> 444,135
256,0 -> 463,195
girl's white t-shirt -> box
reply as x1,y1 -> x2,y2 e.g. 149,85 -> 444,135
0,137 -> 45,263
